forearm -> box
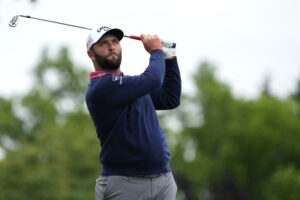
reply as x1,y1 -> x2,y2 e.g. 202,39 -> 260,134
150,57 -> 181,110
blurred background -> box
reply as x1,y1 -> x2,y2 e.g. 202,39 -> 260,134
0,0 -> 300,199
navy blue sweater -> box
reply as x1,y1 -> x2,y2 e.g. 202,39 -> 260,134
85,49 -> 181,176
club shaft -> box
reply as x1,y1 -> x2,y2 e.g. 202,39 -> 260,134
19,15 -> 92,30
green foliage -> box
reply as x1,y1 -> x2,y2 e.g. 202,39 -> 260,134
0,97 -> 23,142
263,165 -> 300,200
168,62 -> 300,199
33,47 -> 88,108
0,46 -> 99,200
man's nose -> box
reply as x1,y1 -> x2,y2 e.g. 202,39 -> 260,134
107,41 -> 115,49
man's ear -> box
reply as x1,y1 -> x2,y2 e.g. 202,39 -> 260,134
87,50 -> 95,61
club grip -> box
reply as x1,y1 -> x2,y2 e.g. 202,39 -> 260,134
129,35 -> 176,48
129,35 -> 141,40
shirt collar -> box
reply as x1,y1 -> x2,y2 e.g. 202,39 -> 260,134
89,71 -> 124,79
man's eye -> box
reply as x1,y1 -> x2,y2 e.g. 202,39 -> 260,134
100,41 -> 107,46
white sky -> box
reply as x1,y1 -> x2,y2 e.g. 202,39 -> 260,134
1,0 -> 300,99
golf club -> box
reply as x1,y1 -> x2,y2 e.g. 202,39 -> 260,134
9,15 -> 176,48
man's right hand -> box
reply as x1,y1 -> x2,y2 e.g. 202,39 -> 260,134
140,34 -> 163,53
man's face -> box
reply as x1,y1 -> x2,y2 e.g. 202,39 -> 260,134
90,34 -> 122,70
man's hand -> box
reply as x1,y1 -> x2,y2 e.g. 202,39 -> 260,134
140,34 -> 163,53
162,47 -> 176,60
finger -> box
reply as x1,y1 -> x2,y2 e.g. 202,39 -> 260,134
154,35 -> 161,42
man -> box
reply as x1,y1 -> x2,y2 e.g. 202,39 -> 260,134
85,26 -> 181,200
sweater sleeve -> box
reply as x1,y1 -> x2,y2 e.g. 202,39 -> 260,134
90,49 -> 166,106
150,57 -> 181,110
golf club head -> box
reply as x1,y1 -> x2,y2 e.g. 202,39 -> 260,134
9,15 -> 19,27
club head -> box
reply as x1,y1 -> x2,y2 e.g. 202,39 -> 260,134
9,15 -> 19,27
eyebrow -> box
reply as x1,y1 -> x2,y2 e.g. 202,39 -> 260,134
100,37 -> 119,44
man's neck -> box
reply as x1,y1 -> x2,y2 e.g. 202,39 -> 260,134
95,66 -> 121,74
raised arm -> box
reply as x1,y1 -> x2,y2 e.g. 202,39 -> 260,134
150,57 -> 181,110
88,35 -> 167,107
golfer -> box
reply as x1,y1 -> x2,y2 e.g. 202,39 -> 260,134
85,26 -> 181,200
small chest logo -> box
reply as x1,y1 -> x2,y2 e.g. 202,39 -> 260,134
112,75 -> 123,85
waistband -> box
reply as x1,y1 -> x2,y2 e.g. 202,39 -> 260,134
129,172 -> 170,178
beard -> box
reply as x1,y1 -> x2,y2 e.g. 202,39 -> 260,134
93,50 -> 122,70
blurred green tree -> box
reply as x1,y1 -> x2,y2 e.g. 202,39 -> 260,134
167,62 -> 300,199
0,97 -> 24,146
0,47 -> 99,200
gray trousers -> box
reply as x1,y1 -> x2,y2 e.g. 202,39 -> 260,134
95,172 -> 177,200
